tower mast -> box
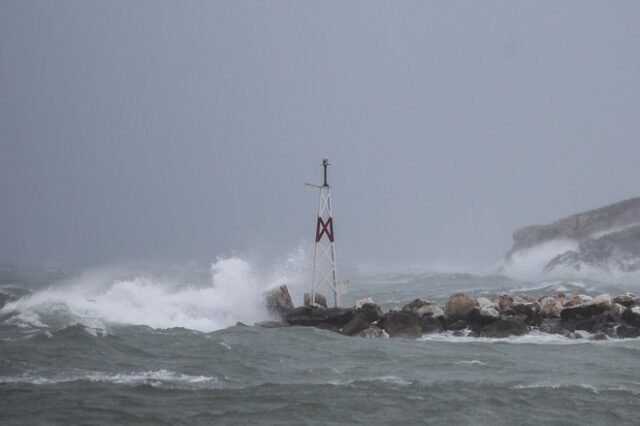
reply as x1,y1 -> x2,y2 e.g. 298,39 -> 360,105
306,159 -> 343,307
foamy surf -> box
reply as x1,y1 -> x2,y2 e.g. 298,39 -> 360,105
0,256 -> 307,333
418,330 -> 633,345
0,370 -> 217,387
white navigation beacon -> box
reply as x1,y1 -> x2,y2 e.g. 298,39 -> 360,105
305,159 -> 349,307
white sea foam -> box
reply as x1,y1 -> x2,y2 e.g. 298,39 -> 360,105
328,375 -> 413,386
454,360 -> 485,366
0,370 -> 217,387
512,382 -> 601,394
419,330 -> 627,345
1,254 -> 309,333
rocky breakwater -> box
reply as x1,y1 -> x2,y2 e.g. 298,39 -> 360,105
264,286 -> 640,340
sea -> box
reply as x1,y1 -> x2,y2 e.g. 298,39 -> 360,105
1,254 -> 639,425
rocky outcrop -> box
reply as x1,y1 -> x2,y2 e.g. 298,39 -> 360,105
264,286 -> 294,319
508,198 -> 640,255
505,198 -> 640,273
545,225 -> 640,272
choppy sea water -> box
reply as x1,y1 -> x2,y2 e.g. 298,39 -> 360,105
1,259 -> 639,425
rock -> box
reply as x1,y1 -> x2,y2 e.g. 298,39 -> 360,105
341,302 -> 383,336
539,297 -> 563,317
285,306 -> 355,331
378,311 -> 423,338
507,198 -> 640,256
402,298 -> 445,318
613,293 -> 639,308
355,298 -> 376,309
546,225 -> 640,273
564,294 -> 593,307
469,298 -> 500,327
304,292 -> 328,308
498,294 -> 514,312
511,295 -> 542,324
561,294 -> 613,321
378,310 -> 444,338
421,316 -> 445,333
480,316 -> 527,338
264,285 -> 294,319
448,320 -> 469,331
445,293 -> 478,322
616,324 -> 640,338
476,297 -> 493,308
622,306 -> 640,327
357,326 -> 389,339
539,318 -> 571,337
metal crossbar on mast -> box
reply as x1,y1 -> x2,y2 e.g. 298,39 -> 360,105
305,159 -> 345,307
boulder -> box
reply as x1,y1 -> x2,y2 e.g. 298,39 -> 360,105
622,306 -> 640,327
421,316 -> 445,333
357,326 -> 389,339
613,293 -> 639,308
564,294 -> 593,307
284,306 -> 355,331
304,292 -> 328,308
511,295 -> 542,324
539,297 -> 563,318
616,324 -> 640,338
445,293 -> 478,322
480,316 -> 527,338
264,285 -> 295,319
378,311 -> 423,338
497,294 -> 514,312
341,302 -> 383,336
561,294 -> 612,321
468,298 -> 500,327
448,320 -> 469,331
378,310 -> 444,338
355,297 -> 376,309
402,298 -> 445,318
539,318 -> 571,337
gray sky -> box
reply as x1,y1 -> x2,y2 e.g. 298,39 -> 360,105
1,1 -> 639,269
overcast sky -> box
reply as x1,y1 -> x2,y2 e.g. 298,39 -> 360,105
1,1 -> 639,269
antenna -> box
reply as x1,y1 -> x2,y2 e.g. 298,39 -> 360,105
306,158 -> 348,307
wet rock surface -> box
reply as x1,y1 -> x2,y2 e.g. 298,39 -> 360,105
268,286 -> 640,340
264,285 -> 295,319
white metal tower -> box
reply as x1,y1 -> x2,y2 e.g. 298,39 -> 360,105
306,159 -> 347,307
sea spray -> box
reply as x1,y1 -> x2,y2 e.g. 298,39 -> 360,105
2,255 -> 310,333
